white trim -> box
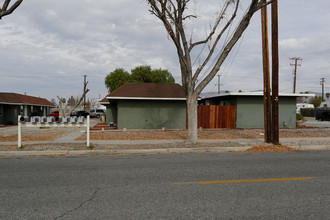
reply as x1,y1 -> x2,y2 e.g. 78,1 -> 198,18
106,97 -> 187,101
203,92 -> 315,99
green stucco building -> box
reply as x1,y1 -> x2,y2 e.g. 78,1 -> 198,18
101,83 -> 187,129
201,92 -> 314,128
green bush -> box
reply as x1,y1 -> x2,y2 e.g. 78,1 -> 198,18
300,108 -> 316,117
296,113 -> 304,121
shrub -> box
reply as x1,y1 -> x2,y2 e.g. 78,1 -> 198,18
296,113 -> 304,121
300,108 -> 316,117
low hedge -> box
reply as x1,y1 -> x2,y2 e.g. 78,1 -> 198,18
300,108 -> 316,117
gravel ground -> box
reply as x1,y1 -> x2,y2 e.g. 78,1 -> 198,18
0,126 -> 79,142
76,127 -> 330,141
1,125 -> 330,143
1,120 -> 329,153
0,141 -> 258,152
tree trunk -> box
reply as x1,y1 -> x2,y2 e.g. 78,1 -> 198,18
186,94 -> 198,143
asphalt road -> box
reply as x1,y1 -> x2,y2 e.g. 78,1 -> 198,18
1,151 -> 330,219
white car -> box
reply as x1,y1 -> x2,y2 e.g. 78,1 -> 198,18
89,109 -> 105,118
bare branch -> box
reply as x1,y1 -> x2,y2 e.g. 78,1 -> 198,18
192,0 -> 240,83
195,0 -> 260,95
255,0 -> 275,12
188,0 -> 234,51
0,0 -> 23,19
65,89 -> 90,117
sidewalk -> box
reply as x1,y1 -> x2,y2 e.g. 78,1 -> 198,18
1,120 -> 329,157
0,136 -> 329,157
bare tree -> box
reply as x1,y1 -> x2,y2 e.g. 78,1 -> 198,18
57,89 -> 90,117
147,0 -> 274,143
0,0 -> 23,19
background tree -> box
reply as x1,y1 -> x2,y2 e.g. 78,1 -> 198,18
326,92 -> 330,99
147,0 -> 274,143
105,65 -> 175,93
150,68 -> 175,83
105,68 -> 131,93
67,96 -> 77,107
131,66 -> 175,83
131,66 -> 153,83
309,96 -> 323,108
0,0 -> 23,19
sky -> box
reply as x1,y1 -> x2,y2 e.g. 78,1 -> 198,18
1,0 -> 330,102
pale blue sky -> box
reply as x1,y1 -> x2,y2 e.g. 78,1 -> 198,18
1,0 -> 329,101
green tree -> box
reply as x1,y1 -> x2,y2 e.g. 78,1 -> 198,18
130,66 -> 175,83
309,96 -> 323,108
131,66 -> 153,82
104,68 -> 131,93
105,66 -> 175,93
151,68 -> 175,84
326,93 -> 330,99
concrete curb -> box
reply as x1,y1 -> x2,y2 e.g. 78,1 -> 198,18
0,146 -> 252,157
294,145 -> 330,150
1,145 -> 330,157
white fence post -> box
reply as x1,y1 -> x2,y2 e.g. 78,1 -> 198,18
87,115 -> 90,147
18,115 -> 22,148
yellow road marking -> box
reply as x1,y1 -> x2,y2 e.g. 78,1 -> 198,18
172,177 -> 314,185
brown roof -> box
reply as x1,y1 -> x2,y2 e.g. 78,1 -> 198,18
0,93 -> 55,107
106,83 -> 186,100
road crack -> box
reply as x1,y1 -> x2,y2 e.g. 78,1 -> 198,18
54,187 -> 101,219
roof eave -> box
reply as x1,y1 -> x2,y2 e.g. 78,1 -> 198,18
106,97 -> 187,101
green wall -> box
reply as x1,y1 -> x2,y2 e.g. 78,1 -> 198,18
236,96 -> 264,128
235,96 -> 296,128
106,104 -> 117,125
2,105 -> 20,125
0,105 -> 4,125
107,100 -> 186,129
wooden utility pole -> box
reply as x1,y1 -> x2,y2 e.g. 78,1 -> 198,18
261,5 -> 271,143
217,75 -> 221,94
320,78 -> 325,101
271,0 -> 279,144
290,57 -> 302,93
83,75 -> 88,111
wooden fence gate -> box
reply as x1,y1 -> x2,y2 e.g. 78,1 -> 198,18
197,105 -> 236,129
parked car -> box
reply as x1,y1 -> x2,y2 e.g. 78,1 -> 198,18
89,109 -> 105,118
70,110 -> 89,118
315,109 -> 330,121
49,111 -> 59,117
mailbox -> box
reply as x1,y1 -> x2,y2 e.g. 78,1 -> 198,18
19,116 -> 29,122
78,116 -> 85,123
62,117 -> 70,123
40,116 -> 47,123
70,116 -> 77,123
55,116 -> 62,122
31,116 -> 40,123
47,116 -> 55,123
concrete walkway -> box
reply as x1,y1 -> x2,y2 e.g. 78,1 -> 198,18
0,118 -> 329,157
0,136 -> 329,157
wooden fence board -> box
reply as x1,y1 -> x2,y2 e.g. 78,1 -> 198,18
197,105 -> 236,129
